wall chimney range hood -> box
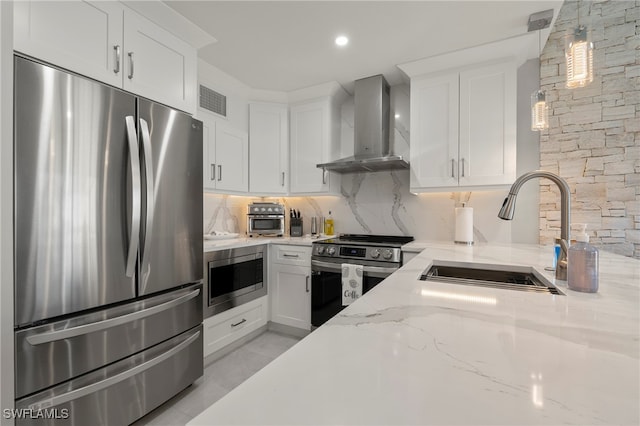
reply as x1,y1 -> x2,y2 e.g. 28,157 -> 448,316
316,75 -> 409,173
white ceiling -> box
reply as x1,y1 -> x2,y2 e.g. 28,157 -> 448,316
164,1 -> 562,94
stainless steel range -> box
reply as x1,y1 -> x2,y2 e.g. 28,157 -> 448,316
311,234 -> 414,327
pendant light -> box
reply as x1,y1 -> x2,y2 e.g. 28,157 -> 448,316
528,10 -> 553,131
565,0 -> 593,88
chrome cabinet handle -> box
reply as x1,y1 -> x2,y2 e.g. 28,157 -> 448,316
306,275 -> 310,293
139,119 -> 154,266
124,116 -> 141,278
281,171 -> 285,187
25,329 -> 200,411
322,168 -> 327,184
26,289 -> 201,345
451,159 -> 455,178
461,158 -> 465,177
113,45 -> 121,74
218,165 -> 222,181
283,253 -> 299,258
210,164 -> 215,181
231,318 -> 247,327
128,52 -> 134,79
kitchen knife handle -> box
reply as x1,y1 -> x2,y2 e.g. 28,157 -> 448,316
306,275 -> 310,292
218,165 -> 222,181
461,158 -> 465,177
140,118 -> 154,269
128,52 -> 134,79
124,116 -> 141,278
113,45 -> 121,74
451,159 -> 455,178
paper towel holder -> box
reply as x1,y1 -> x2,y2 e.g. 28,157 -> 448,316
454,203 -> 474,245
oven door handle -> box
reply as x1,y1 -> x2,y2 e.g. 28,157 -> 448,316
311,260 -> 398,277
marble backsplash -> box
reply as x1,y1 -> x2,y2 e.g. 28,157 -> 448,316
204,171 -> 514,243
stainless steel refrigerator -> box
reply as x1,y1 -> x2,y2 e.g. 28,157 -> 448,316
13,55 -> 203,425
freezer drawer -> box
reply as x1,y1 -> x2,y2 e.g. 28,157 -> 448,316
15,325 -> 203,426
15,284 -> 202,399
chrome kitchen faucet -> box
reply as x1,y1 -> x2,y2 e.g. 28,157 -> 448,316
498,170 -> 571,281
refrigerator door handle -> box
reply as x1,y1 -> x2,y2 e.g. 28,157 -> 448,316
125,116 -> 141,278
26,329 -> 201,411
139,118 -> 154,264
25,288 -> 201,346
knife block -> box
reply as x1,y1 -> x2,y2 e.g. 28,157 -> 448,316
290,218 -> 303,237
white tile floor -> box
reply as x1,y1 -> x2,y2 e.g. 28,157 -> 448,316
134,331 -> 301,426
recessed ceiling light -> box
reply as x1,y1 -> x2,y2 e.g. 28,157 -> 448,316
335,35 -> 349,47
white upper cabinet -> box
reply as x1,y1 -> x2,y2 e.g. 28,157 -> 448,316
249,102 -> 289,195
14,1 -> 197,114
409,59 -> 516,192
14,1 -> 124,87
202,118 -> 248,193
289,97 -> 341,195
122,9 -> 196,113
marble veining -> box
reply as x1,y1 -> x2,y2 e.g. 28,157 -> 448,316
190,241 -> 640,425
340,173 -> 372,234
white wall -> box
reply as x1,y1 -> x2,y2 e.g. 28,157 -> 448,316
0,1 -> 14,421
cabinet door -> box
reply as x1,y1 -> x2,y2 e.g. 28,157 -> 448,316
202,119 -> 217,191
14,1 -> 123,87
215,123 -> 248,192
409,73 -> 459,189
249,103 -> 289,194
459,61 -> 516,186
270,264 -> 311,330
122,9 -> 196,113
290,100 -> 330,194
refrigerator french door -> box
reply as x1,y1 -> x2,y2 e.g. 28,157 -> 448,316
13,55 -> 203,425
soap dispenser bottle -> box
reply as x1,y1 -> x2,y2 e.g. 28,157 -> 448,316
568,224 -> 599,293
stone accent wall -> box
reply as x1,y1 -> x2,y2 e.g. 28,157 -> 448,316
539,0 -> 639,258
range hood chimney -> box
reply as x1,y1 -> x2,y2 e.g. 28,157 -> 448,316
316,75 -> 409,173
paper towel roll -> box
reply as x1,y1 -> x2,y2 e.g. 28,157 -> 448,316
455,207 -> 474,244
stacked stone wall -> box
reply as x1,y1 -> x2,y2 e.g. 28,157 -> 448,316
539,0 -> 639,258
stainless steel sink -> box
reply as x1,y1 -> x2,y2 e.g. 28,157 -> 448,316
420,261 -> 564,295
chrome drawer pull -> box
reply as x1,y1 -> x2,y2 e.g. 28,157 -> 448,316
231,318 -> 247,327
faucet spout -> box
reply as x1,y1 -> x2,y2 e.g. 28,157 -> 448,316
498,170 -> 571,281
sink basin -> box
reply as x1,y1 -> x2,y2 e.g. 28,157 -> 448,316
420,261 -> 564,295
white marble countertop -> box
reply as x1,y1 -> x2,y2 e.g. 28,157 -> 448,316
190,241 -> 640,425
203,235 -> 330,252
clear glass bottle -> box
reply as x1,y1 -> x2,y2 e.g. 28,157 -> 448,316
324,211 -> 334,236
567,224 -> 599,293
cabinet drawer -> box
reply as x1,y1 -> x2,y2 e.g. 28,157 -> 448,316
203,301 -> 264,356
272,245 -> 311,266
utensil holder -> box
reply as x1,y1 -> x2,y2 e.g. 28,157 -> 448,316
290,218 -> 303,237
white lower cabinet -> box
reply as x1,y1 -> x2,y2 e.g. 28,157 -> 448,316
203,296 -> 268,358
269,245 -> 312,331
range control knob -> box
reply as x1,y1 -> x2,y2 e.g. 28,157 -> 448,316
327,246 -> 336,256
382,249 -> 393,260
316,246 -> 326,255
253,207 -> 259,212
370,248 -> 381,259
261,207 -> 266,212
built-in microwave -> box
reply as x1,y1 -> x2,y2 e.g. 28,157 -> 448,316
204,245 -> 267,318
247,202 -> 285,237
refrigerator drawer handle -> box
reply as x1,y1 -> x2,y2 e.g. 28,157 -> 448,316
26,329 -> 201,411
139,118 -> 154,268
125,116 -> 141,278
25,288 -> 200,346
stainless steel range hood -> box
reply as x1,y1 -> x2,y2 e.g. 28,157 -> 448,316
317,75 -> 409,173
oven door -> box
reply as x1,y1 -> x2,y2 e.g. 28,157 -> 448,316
247,215 -> 284,235
310,259 -> 398,327
206,248 -> 266,317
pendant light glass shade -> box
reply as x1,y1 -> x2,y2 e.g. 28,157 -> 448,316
566,25 -> 593,88
531,90 -> 549,131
